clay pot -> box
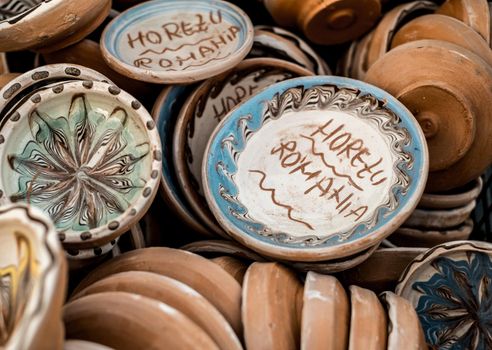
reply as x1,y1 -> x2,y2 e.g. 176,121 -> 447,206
419,177 -> 483,209
242,262 -> 303,350
365,40 -> 492,192
211,256 -> 249,285
405,201 -> 475,229
64,292 -> 219,350
262,0 -> 381,45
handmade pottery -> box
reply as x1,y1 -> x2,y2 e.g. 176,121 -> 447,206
262,0 -> 381,45
64,340 -> 114,350
380,291 -> 427,350
0,73 -> 20,90
348,285 -> 387,350
0,80 -> 162,249
0,203 -> 67,350
0,0 -> 111,52
152,85 -> 212,237
0,52 -> 7,74
365,40 -> 492,192
242,262 -> 303,350
396,240 -> 492,349
181,239 -> 267,262
390,219 -> 473,248
419,177 -> 483,209
437,0 -> 490,44
364,1 -> 437,71
65,238 -> 119,271
101,0 -> 254,83
211,256 -> 248,285
348,31 -> 373,80
71,271 -> 242,350
405,200 -> 475,229
301,272 -> 349,350
203,76 -> 428,262
391,14 -> 492,67
254,25 -> 331,75
64,292 -> 219,350
337,247 -> 426,293
72,247 -> 242,336
174,58 -> 312,236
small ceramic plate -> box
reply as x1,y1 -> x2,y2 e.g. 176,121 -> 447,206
152,85 -> 211,237
0,80 -> 161,248
396,240 -> 492,349
101,0 -> 254,83
203,76 -> 428,262
0,203 -> 66,350
174,58 -> 312,236
242,262 -> 302,350
405,200 -> 475,229
418,177 -> 483,209
301,272 -> 349,350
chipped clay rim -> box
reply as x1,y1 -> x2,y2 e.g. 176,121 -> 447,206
101,0 -> 254,84
0,80 -> 162,248
203,76 -> 428,262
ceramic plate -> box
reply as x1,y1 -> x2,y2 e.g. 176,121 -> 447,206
0,80 -> 161,248
396,240 -> 492,349
152,85 -> 211,237
181,239 -> 267,262
418,177 -> 483,209
101,0 -> 254,83
203,76 -> 428,262
405,200 -> 475,229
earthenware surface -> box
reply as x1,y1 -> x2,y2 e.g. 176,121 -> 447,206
0,80 -> 161,248
405,200 -> 475,229
181,239 -> 267,262
211,256 -> 248,284
175,58 -> 312,236
101,0 -> 254,83
419,177 -> 482,209
0,204 -> 66,350
396,241 -> 492,350
152,84 -> 211,237
203,76 -> 428,262
66,238 -> 119,261
0,52 -> 7,74
64,340 -> 114,350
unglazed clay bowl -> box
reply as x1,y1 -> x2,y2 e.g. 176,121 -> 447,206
418,177 -> 482,209
0,204 -> 67,350
210,256 -> 249,285
174,58 -> 312,236
0,0 -> 111,52
396,240 -> 492,349
101,0 -> 254,83
404,200 -> 475,229
203,76 -> 428,262
181,239 -> 267,262
0,80 -> 161,249
152,84 -> 211,237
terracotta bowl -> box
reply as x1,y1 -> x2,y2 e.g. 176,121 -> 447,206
181,239 -> 267,262
418,177 -> 482,209
211,256 -> 249,285
404,201 -> 475,229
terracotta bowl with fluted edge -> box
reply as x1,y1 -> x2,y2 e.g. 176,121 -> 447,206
0,203 -> 67,350
0,80 -> 162,249
202,76 -> 428,262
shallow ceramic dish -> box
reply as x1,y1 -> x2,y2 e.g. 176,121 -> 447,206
101,0 -> 254,83
0,203 -> 67,350
181,239 -> 267,262
254,25 -> 331,75
71,271 -> 242,350
348,285 -> 387,350
203,76 -> 428,262
242,262 -> 302,350
174,58 -> 312,236
0,80 -> 162,248
396,240 -> 492,349
390,219 -> 473,248
418,177 -> 482,209
64,340 -> 114,350
211,256 -> 248,285
72,247 -> 242,336
301,272 -> 349,350
64,291 -> 219,350
380,291 -> 427,350
152,85 -> 211,237
405,200 -> 475,229
0,0 -> 111,52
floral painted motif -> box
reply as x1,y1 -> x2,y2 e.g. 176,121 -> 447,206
7,94 -> 149,233
413,252 -> 492,350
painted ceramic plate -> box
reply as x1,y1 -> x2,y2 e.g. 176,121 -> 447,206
396,240 -> 492,350
0,80 -> 162,248
101,0 -> 254,83
203,76 -> 428,262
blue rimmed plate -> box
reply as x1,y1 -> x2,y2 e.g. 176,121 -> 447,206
101,0 -> 254,83
203,76 -> 428,262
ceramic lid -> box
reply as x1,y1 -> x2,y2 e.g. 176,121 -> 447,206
396,240 -> 492,349
203,76 -> 428,262
101,0 -> 254,83
0,80 -> 162,248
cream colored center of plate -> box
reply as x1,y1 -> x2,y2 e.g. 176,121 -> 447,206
236,110 -> 396,238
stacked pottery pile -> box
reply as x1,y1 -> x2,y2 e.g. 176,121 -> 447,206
336,0 -> 492,246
